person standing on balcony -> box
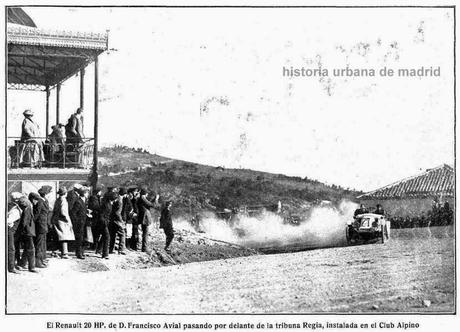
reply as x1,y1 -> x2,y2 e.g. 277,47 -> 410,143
29,192 -> 48,269
71,187 -> 89,259
65,107 -> 84,145
19,109 -> 44,167
51,187 -> 75,259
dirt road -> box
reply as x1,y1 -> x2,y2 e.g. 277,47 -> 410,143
7,227 -> 454,313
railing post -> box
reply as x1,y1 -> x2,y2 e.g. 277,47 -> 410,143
45,86 -> 50,137
91,56 -> 99,189
80,68 -> 85,110
56,83 -> 61,125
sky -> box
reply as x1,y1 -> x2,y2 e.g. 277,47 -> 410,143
7,7 -> 454,191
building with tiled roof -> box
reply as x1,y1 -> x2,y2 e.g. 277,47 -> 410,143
357,164 -> 454,217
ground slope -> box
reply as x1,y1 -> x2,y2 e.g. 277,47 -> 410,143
7,227 -> 454,313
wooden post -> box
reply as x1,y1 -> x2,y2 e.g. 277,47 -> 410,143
45,86 -> 50,137
91,57 -> 99,189
56,83 -> 61,124
80,68 -> 85,109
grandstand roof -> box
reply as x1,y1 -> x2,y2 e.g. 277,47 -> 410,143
358,164 -> 454,199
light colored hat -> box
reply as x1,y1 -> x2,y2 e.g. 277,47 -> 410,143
73,183 -> 83,190
10,192 -> 23,200
23,109 -> 34,117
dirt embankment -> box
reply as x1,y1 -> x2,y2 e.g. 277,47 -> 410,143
63,226 -> 259,273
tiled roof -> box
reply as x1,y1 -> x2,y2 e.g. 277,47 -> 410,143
7,25 -> 108,50
358,164 -> 454,199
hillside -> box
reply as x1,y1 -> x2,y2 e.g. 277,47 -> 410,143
98,145 -> 362,218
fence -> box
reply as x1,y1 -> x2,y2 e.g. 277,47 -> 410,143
7,137 -> 94,169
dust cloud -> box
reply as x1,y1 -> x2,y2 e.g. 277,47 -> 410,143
176,201 -> 358,249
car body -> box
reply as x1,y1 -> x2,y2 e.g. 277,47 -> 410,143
346,213 -> 390,244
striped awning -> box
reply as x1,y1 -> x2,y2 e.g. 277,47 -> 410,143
358,164 -> 454,199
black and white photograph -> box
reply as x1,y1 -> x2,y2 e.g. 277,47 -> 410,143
1,1 -> 457,331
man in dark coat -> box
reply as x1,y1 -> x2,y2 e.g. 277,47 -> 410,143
109,187 -> 127,255
29,192 -> 48,268
160,201 -> 174,251
65,107 -> 84,145
16,196 -> 37,272
8,193 -> 23,273
88,187 -> 103,252
122,189 -> 135,249
70,187 -> 89,259
37,185 -> 52,264
99,192 -> 117,259
136,188 -> 159,252
67,183 -> 83,211
129,187 -> 140,250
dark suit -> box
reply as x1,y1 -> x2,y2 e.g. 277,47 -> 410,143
67,189 -> 78,211
160,207 -> 174,249
98,198 -> 112,258
136,196 -> 155,252
33,198 -> 49,264
109,196 -> 126,253
16,199 -> 36,271
70,197 -> 87,258
88,194 -> 102,251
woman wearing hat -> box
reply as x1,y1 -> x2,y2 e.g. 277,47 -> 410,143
19,109 -> 44,167
51,187 -> 75,258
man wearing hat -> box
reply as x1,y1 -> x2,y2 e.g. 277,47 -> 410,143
51,187 -> 75,259
128,187 -> 140,250
38,185 -> 52,264
88,187 -> 103,252
160,201 -> 174,251
99,192 -> 118,259
16,195 -> 37,272
29,192 -> 48,268
136,188 -> 160,252
109,187 -> 127,255
7,193 -> 23,273
67,183 -> 83,211
20,109 -> 44,167
71,187 -> 89,259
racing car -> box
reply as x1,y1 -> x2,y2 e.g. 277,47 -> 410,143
346,213 -> 390,245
